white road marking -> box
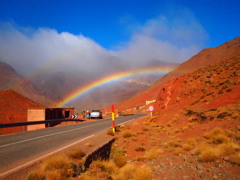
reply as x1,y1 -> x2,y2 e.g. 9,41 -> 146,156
0,121 -> 110,148
0,135 -> 95,178
119,119 -> 135,125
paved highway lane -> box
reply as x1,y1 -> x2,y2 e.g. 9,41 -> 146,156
0,114 -> 147,176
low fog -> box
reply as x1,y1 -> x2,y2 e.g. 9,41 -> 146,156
0,13 -> 208,78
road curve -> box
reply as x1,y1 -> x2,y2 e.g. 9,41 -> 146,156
0,114 -> 147,176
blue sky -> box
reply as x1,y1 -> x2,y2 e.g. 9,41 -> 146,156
1,0 -> 239,48
0,0 -> 239,76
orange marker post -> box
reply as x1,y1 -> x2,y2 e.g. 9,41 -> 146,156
112,105 -> 116,133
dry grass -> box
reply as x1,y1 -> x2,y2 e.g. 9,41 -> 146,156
114,154 -> 127,168
219,143 -> 239,155
42,156 -> 70,171
182,138 -> 197,151
67,148 -> 86,159
113,163 -> 152,180
45,170 -> 68,180
94,160 -> 118,174
107,128 -> 115,136
182,143 -> 194,151
165,140 -> 185,155
25,172 -> 45,180
203,128 -> 221,139
195,140 -> 240,162
231,154 -> 240,165
122,130 -> 133,138
41,156 -> 71,177
145,148 -> 163,160
197,144 -> 220,162
212,134 -> 231,144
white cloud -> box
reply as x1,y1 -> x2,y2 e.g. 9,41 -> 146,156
0,22 -> 110,76
116,10 -> 208,67
0,10 -> 208,77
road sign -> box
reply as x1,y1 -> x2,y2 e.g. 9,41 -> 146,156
71,115 -> 77,119
148,106 -> 154,112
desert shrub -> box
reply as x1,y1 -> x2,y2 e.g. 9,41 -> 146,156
113,149 -> 125,156
25,172 -> 45,180
198,145 -> 220,162
114,154 -> 127,168
196,141 -> 240,162
41,156 -> 71,177
218,90 -> 224,94
135,147 -> 145,152
232,112 -> 239,119
231,154 -> 240,165
145,148 -> 163,160
182,143 -> 194,151
166,140 -> 182,148
203,128 -> 225,139
113,163 -> 152,180
122,130 -> 133,138
219,143 -> 239,156
94,160 -> 118,174
165,140 -> 184,154
45,170 -> 68,180
107,128 -> 115,136
172,147 -> 185,155
234,131 -> 240,140
210,134 -> 230,144
180,126 -> 189,132
42,156 -> 70,171
67,148 -> 86,159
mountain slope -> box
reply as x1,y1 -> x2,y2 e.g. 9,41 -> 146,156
0,61 -> 54,106
105,55 -> 240,180
114,36 -> 240,111
31,60 -> 177,110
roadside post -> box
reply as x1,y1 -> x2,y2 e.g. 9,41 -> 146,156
112,105 -> 116,133
148,105 -> 154,116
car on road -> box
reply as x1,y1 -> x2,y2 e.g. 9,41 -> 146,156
90,110 -> 103,119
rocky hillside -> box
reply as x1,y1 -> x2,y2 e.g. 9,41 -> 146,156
0,61 -> 54,106
114,36 -> 240,111
90,55 -> 240,180
55,56 -> 240,180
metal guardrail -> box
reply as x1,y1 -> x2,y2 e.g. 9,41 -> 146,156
0,119 -> 84,128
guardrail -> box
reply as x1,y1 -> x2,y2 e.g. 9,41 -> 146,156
0,119 -> 84,128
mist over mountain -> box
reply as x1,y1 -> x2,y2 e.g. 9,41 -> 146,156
114,36 -> 240,111
0,61 -> 54,106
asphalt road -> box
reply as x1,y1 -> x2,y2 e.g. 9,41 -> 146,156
0,114 -> 147,176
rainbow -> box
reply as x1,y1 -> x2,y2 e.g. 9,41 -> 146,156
57,66 -> 175,107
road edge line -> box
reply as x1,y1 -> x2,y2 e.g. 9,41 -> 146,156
0,134 -> 95,179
